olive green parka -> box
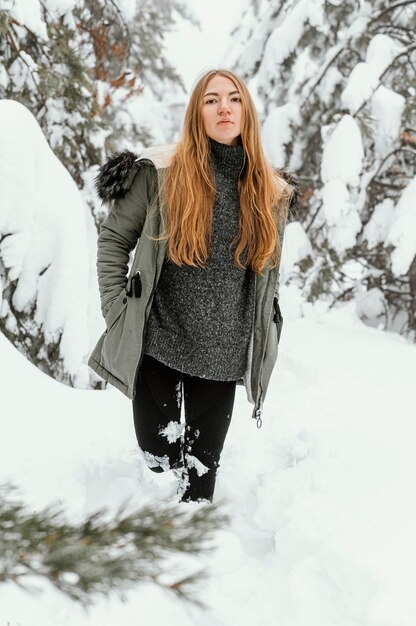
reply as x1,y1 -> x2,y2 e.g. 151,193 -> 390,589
88,144 -> 299,428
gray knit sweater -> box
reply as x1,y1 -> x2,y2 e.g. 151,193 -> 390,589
143,137 -> 255,380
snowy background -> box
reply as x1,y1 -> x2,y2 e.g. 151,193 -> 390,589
1,0 -> 416,624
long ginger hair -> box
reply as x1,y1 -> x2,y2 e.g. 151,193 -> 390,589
154,69 -> 292,275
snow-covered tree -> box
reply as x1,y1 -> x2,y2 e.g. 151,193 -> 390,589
228,0 -> 416,338
0,99 -> 102,389
0,0 -> 192,200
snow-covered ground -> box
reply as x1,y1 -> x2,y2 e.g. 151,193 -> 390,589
1,300 -> 415,626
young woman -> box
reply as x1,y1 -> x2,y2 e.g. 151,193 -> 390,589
88,69 -> 300,503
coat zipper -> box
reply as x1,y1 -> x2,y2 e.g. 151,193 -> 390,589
130,160 -> 161,400
249,273 -> 263,428
252,274 -> 279,429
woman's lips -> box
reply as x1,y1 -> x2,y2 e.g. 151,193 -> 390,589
218,121 -> 232,124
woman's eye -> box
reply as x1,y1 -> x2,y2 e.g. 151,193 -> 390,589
203,97 -> 241,105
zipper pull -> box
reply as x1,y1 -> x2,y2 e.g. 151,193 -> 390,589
252,406 -> 263,429
134,271 -> 142,297
253,391 -> 264,428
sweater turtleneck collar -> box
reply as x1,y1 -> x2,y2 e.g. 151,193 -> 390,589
208,136 -> 245,179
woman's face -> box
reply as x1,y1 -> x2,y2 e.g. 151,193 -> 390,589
201,75 -> 243,146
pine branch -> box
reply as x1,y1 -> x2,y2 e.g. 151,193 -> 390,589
370,1 -> 416,23
0,482 -> 229,608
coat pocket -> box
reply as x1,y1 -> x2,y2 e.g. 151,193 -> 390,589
259,299 -> 280,404
101,290 -> 130,378
104,290 -> 128,332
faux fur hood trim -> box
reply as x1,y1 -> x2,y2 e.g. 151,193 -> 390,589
94,144 -> 177,206
94,144 -> 302,215
275,167 -> 302,220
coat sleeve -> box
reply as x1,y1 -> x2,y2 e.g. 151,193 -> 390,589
96,163 -> 156,318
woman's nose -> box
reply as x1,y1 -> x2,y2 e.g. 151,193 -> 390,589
218,101 -> 231,114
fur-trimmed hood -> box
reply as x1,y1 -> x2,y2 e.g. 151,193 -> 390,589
94,144 -> 177,206
94,143 -> 301,216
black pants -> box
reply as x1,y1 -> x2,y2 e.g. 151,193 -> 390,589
132,353 -> 236,502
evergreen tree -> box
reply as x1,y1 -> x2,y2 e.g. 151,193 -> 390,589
228,0 -> 416,337
0,481 -> 228,607
0,0 -> 191,193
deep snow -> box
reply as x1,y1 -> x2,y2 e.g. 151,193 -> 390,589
1,297 -> 415,626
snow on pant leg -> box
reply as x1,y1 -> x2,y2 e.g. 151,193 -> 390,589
180,374 -> 236,502
132,353 -> 183,473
